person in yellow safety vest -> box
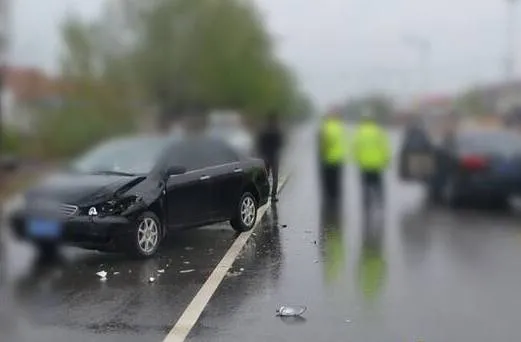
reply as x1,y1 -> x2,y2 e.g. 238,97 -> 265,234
318,111 -> 348,209
353,111 -> 391,210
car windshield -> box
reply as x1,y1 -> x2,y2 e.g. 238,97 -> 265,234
457,131 -> 521,155
71,136 -> 170,175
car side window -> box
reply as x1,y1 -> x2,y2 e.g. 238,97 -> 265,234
205,140 -> 240,166
167,139 -> 239,171
166,141 -> 201,171
190,139 -> 239,169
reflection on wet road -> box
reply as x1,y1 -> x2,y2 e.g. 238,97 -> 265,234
188,128 -> 521,342
3,126 -> 521,341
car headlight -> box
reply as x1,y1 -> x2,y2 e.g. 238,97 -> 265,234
89,196 -> 140,217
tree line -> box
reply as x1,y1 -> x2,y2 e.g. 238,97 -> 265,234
25,0 -> 312,158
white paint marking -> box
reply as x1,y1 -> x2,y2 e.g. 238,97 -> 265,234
163,175 -> 288,342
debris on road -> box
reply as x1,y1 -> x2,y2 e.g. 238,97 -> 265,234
227,271 -> 242,277
276,305 -> 307,317
148,277 -> 156,283
96,271 -> 108,281
180,269 -> 195,274
281,224 -> 288,228
157,269 -> 165,274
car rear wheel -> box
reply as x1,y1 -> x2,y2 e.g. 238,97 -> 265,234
230,192 -> 258,232
128,212 -> 162,258
441,177 -> 466,208
486,195 -> 509,211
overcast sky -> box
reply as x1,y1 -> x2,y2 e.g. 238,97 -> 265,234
9,0 -> 521,108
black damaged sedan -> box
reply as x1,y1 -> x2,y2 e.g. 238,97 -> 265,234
9,135 -> 270,257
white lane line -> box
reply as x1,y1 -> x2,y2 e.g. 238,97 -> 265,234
163,175 -> 289,342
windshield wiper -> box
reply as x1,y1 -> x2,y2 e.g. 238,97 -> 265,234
91,170 -> 137,177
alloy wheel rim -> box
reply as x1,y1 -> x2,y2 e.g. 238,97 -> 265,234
138,217 -> 159,254
241,197 -> 256,227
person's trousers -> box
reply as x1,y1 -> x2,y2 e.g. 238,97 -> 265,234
265,157 -> 279,198
361,170 -> 384,209
320,163 -> 343,208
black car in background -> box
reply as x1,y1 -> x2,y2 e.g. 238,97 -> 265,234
9,135 -> 270,257
401,128 -> 521,208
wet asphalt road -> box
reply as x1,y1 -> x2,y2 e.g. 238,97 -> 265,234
2,125 -> 521,341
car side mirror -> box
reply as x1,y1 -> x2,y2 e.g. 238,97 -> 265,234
166,165 -> 186,177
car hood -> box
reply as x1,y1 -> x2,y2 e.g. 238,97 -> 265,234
26,172 -> 146,205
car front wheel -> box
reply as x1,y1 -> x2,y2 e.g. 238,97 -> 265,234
230,192 -> 258,232
128,212 -> 162,258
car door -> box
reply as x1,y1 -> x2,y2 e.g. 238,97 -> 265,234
165,141 -> 213,229
202,139 -> 244,219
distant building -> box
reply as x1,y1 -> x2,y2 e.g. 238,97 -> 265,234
1,67 -> 66,133
411,94 -> 455,117
466,80 -> 521,116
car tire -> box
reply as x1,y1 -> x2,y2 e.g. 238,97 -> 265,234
486,196 -> 509,211
36,241 -> 59,260
441,177 -> 466,208
128,211 -> 162,258
230,192 -> 258,232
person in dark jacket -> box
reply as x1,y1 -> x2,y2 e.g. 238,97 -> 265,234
257,111 -> 284,201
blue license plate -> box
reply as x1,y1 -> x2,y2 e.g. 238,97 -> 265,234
28,219 -> 62,239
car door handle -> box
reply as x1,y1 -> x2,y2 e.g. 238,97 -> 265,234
234,168 -> 243,173
200,175 -> 211,181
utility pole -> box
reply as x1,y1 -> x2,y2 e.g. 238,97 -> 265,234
505,0 -> 519,79
0,0 -> 9,287
0,0 -> 9,158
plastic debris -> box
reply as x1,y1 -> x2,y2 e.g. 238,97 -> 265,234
157,269 -> 165,274
149,277 -> 156,283
180,269 -> 195,274
96,271 -> 108,281
276,305 -> 307,317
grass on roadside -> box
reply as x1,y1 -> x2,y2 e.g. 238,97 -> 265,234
0,172 -> 40,202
